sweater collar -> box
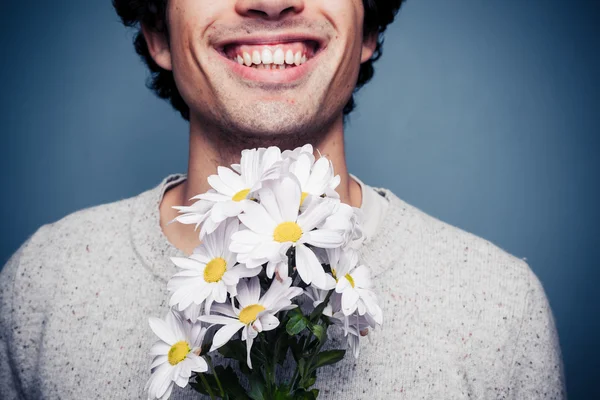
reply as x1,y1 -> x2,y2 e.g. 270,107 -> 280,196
130,174 -> 409,283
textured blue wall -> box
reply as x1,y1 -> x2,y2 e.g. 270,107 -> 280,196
0,1 -> 598,397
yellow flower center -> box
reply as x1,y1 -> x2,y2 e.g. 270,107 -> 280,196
273,222 -> 303,243
232,188 -> 250,202
331,268 -> 338,280
345,273 -> 355,288
204,257 -> 227,283
238,304 -> 266,325
168,341 -> 190,366
300,192 -> 309,206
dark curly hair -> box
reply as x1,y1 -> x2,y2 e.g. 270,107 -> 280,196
113,0 -> 405,120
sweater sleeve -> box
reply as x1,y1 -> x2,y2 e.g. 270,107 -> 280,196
0,243 -> 28,400
507,265 -> 566,399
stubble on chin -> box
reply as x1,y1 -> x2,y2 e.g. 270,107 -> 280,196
193,94 -> 339,161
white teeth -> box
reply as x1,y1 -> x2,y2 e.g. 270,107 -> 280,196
261,48 -> 273,64
273,48 -> 285,65
285,50 -> 295,65
235,48 -> 309,69
252,50 -> 261,65
243,52 -> 252,66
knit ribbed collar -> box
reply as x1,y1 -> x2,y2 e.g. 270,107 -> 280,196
130,174 -> 409,283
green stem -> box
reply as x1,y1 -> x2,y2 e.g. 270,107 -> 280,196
259,334 -> 273,395
199,373 -> 217,400
207,356 -> 225,398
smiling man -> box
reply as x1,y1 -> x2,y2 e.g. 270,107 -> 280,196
0,1 -> 565,399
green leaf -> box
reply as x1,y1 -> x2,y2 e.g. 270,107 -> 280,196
218,340 -> 247,363
286,313 -> 308,336
273,386 -> 294,400
308,300 -> 330,322
274,333 -> 290,365
248,374 -> 267,400
215,366 -> 251,400
189,373 -> 221,397
308,323 -> 325,343
312,349 -> 346,370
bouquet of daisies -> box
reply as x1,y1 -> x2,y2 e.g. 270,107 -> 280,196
146,144 -> 383,400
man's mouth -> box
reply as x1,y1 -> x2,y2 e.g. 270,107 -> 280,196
222,40 -> 319,70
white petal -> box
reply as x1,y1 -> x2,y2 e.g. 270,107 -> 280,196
211,201 -> 243,222
240,148 -> 261,187
275,176 -> 302,222
151,363 -> 173,399
298,244 -> 330,289
297,198 -> 338,232
208,174 -> 235,196
197,192 -> 230,202
149,318 -> 177,346
170,257 -> 203,271
174,373 -> 188,388
150,355 -> 168,369
149,341 -> 171,356
302,230 -> 344,248
246,277 -> 262,304
351,265 -> 372,289
342,289 -> 360,316
211,303 -> 238,318
290,153 -> 312,188
217,166 -> 245,191
238,201 -> 277,234
210,322 -> 244,351
305,157 -> 332,195
257,186 -> 283,222
261,146 -> 282,174
187,352 -> 208,372
336,277 -> 351,293
230,229 -> 262,247
293,244 -> 313,285
259,314 -> 280,331
198,315 -> 236,325
246,335 -> 255,369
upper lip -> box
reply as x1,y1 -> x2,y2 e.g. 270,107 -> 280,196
213,32 -> 328,51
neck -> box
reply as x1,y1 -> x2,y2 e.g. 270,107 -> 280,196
160,115 -> 362,254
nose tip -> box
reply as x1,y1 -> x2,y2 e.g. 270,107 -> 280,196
236,0 -> 305,20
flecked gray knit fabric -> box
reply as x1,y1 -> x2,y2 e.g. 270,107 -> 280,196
0,174 -> 566,399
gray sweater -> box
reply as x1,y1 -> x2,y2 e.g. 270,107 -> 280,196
0,174 -> 565,399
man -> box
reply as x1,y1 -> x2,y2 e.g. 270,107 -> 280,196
0,0 -> 565,399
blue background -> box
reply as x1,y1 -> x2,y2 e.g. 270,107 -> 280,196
1,1 -> 598,397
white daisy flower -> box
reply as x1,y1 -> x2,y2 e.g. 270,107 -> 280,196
199,147 -> 281,223
331,311 -> 374,359
198,277 -> 302,368
289,152 -> 341,205
168,219 -> 261,314
170,198 -> 213,232
331,249 -> 382,325
281,143 -> 313,160
230,176 -> 343,289
173,147 -> 282,237
145,310 -> 208,400
320,203 -> 364,250
304,286 -> 334,317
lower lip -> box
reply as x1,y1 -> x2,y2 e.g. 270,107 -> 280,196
217,50 -> 318,84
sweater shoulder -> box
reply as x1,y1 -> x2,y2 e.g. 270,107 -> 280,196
383,190 -> 530,275
369,188 -> 543,303
3,190 -> 147,298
